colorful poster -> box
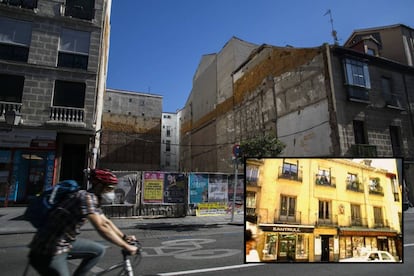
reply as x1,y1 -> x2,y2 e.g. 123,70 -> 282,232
228,174 -> 244,203
208,174 -> 228,203
189,173 -> 209,204
164,173 -> 187,203
143,172 -> 164,203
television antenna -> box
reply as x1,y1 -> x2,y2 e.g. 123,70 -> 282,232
324,9 -> 339,45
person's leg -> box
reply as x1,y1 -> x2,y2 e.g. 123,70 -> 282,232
29,252 -> 69,276
70,238 -> 106,276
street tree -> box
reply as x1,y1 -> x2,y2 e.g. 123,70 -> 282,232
240,133 -> 285,157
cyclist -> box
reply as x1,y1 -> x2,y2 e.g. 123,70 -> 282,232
28,169 -> 139,276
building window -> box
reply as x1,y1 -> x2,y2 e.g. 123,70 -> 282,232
53,80 -> 85,108
166,126 -> 171,137
389,126 -> 403,156
390,176 -> 400,202
0,0 -> 38,9
353,120 -> 367,144
366,48 -> 376,55
382,77 -> 402,108
318,200 -> 331,221
343,58 -> 370,101
58,28 -> 90,70
246,165 -> 259,185
280,195 -> 296,219
0,17 -> 31,62
315,167 -> 333,186
279,160 -> 302,181
64,0 -> 95,21
343,58 -> 371,88
0,74 -> 24,103
165,140 -> 171,152
246,191 -> 256,216
351,204 -> 362,226
373,207 -> 383,227
369,177 -> 383,195
346,173 -> 362,192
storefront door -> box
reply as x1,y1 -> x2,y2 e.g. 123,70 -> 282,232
321,235 -> 334,262
278,234 -> 296,261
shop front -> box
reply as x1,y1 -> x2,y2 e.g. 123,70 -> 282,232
0,129 -> 56,205
258,224 -> 314,262
338,228 -> 400,261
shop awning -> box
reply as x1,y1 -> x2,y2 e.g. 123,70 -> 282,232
339,227 -> 398,237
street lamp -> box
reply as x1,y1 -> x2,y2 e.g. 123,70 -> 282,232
4,110 -> 21,126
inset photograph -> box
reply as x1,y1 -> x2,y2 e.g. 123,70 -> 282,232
245,158 -> 403,263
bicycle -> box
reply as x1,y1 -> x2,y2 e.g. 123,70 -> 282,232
94,240 -> 143,276
23,240 -> 143,276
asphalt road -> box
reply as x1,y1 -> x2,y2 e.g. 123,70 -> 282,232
1,212 -> 413,276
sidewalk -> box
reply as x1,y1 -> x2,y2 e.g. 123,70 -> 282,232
0,207 -> 244,235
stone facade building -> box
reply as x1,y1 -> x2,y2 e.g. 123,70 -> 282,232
0,0 -> 111,204
160,112 -> 180,171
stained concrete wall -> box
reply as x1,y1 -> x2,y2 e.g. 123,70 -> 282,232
100,89 -> 162,171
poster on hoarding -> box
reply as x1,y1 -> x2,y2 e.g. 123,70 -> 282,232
164,173 -> 186,203
228,174 -> 244,203
143,172 -> 164,203
189,173 -> 209,204
208,174 -> 228,203
113,172 -> 139,204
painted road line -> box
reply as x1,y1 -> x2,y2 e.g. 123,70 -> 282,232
404,243 -> 414,247
157,264 -> 263,276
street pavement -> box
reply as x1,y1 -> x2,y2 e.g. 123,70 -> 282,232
0,207 -> 244,235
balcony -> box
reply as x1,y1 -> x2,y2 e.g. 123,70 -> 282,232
315,174 -> 336,188
274,209 -> 302,224
369,186 -> 384,196
349,217 -> 368,227
49,106 -> 84,123
278,167 -> 303,182
346,180 -> 364,193
350,144 -> 377,157
316,215 -> 338,226
0,101 -> 22,117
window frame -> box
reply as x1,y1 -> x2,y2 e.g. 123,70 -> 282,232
0,73 -> 25,103
0,17 -> 32,62
58,28 -> 90,70
53,80 -> 86,108
343,58 -> 371,89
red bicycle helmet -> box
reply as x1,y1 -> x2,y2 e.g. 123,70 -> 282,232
90,169 -> 118,187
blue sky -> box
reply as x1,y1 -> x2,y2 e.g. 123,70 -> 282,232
107,0 -> 414,113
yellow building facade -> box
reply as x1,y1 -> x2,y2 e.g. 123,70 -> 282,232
246,158 -> 402,262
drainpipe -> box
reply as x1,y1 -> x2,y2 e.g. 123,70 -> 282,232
92,0 -> 112,169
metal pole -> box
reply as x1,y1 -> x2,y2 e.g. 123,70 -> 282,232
231,158 -> 238,222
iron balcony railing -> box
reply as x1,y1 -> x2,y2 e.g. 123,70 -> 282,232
274,209 -> 302,224
346,180 -> 364,193
315,174 -> 336,187
278,167 -> 303,182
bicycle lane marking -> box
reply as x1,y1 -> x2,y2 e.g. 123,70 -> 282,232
141,238 -> 240,259
157,264 -> 263,276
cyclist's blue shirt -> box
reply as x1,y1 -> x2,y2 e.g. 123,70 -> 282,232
29,190 -> 103,256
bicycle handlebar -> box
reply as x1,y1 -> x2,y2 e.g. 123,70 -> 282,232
122,240 -> 142,256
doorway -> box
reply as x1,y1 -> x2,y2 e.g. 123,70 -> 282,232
321,235 -> 334,262
278,234 -> 296,262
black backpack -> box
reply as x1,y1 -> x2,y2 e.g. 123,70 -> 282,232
24,180 -> 79,229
